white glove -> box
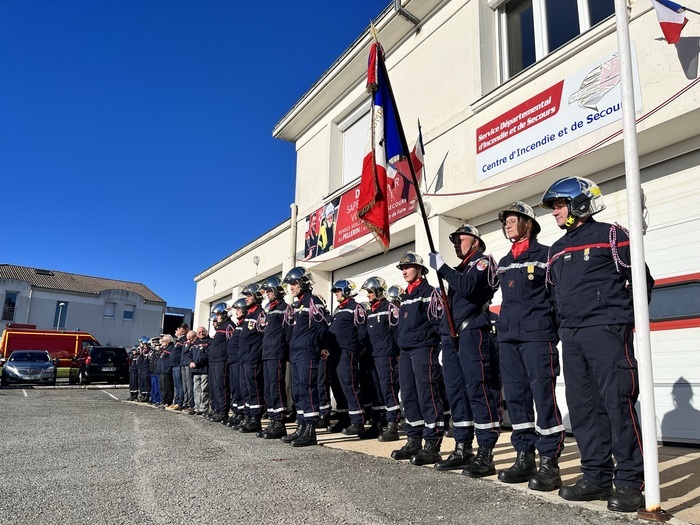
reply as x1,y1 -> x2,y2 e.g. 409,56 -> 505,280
429,252 -> 445,271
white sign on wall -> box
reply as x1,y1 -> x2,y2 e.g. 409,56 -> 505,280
475,46 -> 642,181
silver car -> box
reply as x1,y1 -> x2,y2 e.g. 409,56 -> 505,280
1,350 -> 57,387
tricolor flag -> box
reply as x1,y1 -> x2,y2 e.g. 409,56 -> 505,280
392,126 -> 425,200
651,0 -> 689,44
357,41 -> 408,251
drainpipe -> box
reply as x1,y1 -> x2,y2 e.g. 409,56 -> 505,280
289,203 -> 298,269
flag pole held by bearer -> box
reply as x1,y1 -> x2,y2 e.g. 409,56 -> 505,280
357,25 -> 459,346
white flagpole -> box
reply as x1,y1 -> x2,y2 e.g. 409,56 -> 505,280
612,0 -> 663,516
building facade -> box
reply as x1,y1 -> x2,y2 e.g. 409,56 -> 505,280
1,264 -> 166,347
194,0 -> 700,444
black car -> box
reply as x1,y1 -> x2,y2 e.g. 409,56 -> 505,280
1,350 -> 58,387
69,346 -> 129,385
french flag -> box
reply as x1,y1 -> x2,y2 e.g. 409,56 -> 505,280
357,42 -> 406,251
651,0 -> 689,44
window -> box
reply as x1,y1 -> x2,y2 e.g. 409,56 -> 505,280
501,0 -> 614,79
53,301 -> 68,329
340,104 -> 370,187
123,304 -> 135,320
2,292 -> 18,322
104,302 -> 116,318
650,282 -> 700,322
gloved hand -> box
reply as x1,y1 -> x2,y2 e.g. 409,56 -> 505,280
428,252 -> 445,271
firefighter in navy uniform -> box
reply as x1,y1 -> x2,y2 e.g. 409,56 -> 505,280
328,279 -> 366,435
129,339 -> 145,401
495,202 -> 565,491
207,302 -> 234,423
238,284 -> 266,433
259,276 -> 291,439
541,177 -> 654,513
226,299 -> 246,429
429,225 -> 501,477
136,338 -> 150,402
391,252 -> 444,466
361,277 -> 401,442
281,267 -> 330,447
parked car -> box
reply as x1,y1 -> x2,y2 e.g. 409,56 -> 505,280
1,350 -> 58,387
69,346 -> 130,385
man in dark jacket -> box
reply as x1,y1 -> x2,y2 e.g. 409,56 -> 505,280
158,335 -> 175,407
541,177 -> 654,513
190,327 -> 211,415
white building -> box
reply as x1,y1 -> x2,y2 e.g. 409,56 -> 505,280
194,0 -> 700,444
1,264 -> 166,347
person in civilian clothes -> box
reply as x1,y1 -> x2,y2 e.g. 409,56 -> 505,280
149,343 -> 161,405
541,177 -> 654,513
226,299 -> 246,429
258,276 -> 291,439
281,266 -> 330,447
429,225 -> 501,476
361,277 -> 401,442
495,202 -> 565,490
189,327 -> 211,415
181,330 -> 196,414
391,252 -> 444,466
238,284 -> 266,433
328,279 -> 367,436
207,302 -> 234,423
169,324 -> 188,411
158,335 -> 175,407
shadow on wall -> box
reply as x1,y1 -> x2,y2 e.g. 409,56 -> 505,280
661,377 -> 700,445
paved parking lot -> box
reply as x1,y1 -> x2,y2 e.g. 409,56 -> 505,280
0,385 -> 696,525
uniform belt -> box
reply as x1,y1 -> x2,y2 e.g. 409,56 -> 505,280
457,304 -> 488,333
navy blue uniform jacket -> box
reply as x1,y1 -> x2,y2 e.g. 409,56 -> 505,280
397,278 -> 440,350
497,240 -> 557,343
210,319 -> 235,363
547,218 -> 654,328
239,305 -> 264,364
261,299 -> 291,360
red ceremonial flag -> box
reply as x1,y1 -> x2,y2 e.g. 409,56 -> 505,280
357,42 -> 408,251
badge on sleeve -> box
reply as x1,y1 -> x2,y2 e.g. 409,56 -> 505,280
476,259 -> 488,271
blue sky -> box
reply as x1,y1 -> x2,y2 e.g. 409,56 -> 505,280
0,1 -> 389,308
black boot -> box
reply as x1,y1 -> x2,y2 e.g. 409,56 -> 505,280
291,424 -> 317,447
359,421 -> 381,439
209,413 -> 226,423
329,415 -> 351,433
315,414 -> 330,430
607,486 -> 644,513
559,479 -> 613,502
341,422 -> 365,436
528,456 -> 562,492
462,446 -> 495,478
498,450 -> 536,483
378,421 -> 399,442
410,442 -> 442,466
391,437 -> 422,460
281,423 -> 304,443
435,442 -> 474,471
235,415 -> 251,431
257,420 -> 276,438
263,421 -> 288,439
227,413 -> 241,428
240,417 -> 262,434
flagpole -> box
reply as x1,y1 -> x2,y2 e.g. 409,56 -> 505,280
613,0 -> 664,518
376,50 -> 459,345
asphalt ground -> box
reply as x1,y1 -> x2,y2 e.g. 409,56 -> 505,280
0,385 -> 694,525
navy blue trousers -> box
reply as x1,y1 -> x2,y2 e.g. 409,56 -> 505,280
338,347 -> 364,425
243,361 -> 265,418
263,358 -> 287,422
290,351 -> 320,425
208,360 -> 227,415
561,325 -> 644,490
373,354 -> 401,422
399,346 -> 443,445
228,361 -> 243,415
500,340 -> 565,457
